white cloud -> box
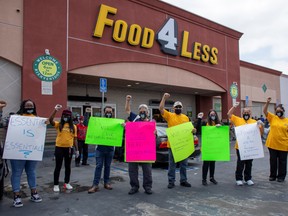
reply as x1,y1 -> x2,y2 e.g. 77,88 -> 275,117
161,0 -> 288,74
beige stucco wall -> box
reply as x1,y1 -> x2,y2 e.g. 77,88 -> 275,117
0,0 -> 23,66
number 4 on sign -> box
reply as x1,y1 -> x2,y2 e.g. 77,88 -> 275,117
156,18 -> 178,56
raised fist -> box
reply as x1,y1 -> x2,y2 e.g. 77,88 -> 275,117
233,102 -> 240,108
163,93 -> 170,99
197,112 -> 204,119
55,104 -> 62,111
267,97 -> 272,103
126,95 -> 132,101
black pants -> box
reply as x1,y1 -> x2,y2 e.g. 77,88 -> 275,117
128,163 -> 152,190
202,161 -> 215,180
235,150 -> 253,181
75,140 -> 88,165
54,147 -> 73,185
268,148 -> 287,180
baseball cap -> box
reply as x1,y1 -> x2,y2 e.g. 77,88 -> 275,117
173,101 -> 183,108
62,109 -> 72,116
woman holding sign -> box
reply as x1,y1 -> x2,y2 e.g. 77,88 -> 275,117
49,105 -> 79,192
196,110 -> 220,186
10,100 -> 42,207
228,102 -> 263,186
263,97 -> 288,182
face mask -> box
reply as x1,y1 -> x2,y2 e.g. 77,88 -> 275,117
175,109 -> 182,115
276,111 -> 284,117
24,108 -> 34,114
63,117 -> 70,122
105,112 -> 112,118
210,115 -> 216,121
243,114 -> 250,120
139,112 -> 147,120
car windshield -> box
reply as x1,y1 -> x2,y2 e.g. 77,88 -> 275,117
157,126 -> 167,136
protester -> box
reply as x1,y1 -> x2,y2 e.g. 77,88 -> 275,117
159,93 -> 196,189
75,116 -> 89,167
9,100 -> 42,207
263,97 -> 288,182
49,105 -> 79,192
124,95 -> 153,195
88,106 -> 115,193
228,102 -> 263,186
196,110 -> 221,186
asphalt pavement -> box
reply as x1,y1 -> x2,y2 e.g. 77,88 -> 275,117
0,142 -> 287,216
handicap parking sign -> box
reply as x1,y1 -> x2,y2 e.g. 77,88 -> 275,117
100,78 -> 107,93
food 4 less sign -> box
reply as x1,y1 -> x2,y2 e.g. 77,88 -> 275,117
93,4 -> 218,65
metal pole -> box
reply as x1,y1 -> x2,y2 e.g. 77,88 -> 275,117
102,91 -> 104,117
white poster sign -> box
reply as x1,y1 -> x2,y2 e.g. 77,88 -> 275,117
41,81 -> 53,95
3,115 -> 47,161
234,123 -> 264,160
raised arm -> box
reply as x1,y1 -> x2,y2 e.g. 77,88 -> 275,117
159,93 -> 170,115
263,97 -> 271,117
125,95 -> 132,114
227,102 -> 239,119
49,104 -> 62,126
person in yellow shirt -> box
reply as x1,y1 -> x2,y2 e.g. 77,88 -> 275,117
49,105 -> 79,192
228,102 -> 263,186
263,97 -> 288,182
159,93 -> 196,189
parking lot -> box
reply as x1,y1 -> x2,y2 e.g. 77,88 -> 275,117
0,142 -> 287,216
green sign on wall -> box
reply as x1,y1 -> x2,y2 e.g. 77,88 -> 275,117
33,55 -> 62,81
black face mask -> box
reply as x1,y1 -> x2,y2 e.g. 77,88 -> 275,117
276,111 -> 284,118
139,112 -> 147,120
24,108 -> 34,114
243,114 -> 250,120
105,112 -> 112,118
210,115 -> 216,121
175,109 -> 182,115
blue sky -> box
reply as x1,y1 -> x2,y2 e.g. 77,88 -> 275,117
161,0 -> 288,75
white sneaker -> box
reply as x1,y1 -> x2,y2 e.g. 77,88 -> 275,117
53,185 -> 60,192
245,180 -> 254,186
64,183 -> 73,190
236,180 -> 243,186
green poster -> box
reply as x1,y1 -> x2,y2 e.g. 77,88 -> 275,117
166,122 -> 194,163
85,117 -> 125,146
201,126 -> 230,161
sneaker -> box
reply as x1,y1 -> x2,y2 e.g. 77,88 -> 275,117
53,185 -> 60,192
180,181 -> 191,187
30,192 -> 42,203
210,178 -> 218,185
167,182 -> 175,189
245,180 -> 254,186
63,183 -> 73,190
202,180 -> 208,186
13,195 -> 23,208
128,187 -> 139,195
236,180 -> 243,186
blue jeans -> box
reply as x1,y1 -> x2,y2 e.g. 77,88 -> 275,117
168,149 -> 188,183
92,149 -> 114,185
10,159 -> 38,192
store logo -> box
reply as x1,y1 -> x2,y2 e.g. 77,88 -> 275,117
33,55 -> 62,81
230,83 -> 238,99
93,4 -> 218,65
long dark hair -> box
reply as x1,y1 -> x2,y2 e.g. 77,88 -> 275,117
17,99 -> 37,116
59,110 -> 75,133
207,109 -> 220,126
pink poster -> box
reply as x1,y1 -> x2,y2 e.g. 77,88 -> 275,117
125,121 -> 156,162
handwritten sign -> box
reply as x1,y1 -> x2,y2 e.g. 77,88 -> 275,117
85,117 -> 124,146
234,123 -> 264,160
125,122 -> 156,162
166,122 -> 194,163
201,126 -> 230,161
3,115 -> 47,161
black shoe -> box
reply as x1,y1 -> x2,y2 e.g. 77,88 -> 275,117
144,188 -> 153,195
128,187 -> 139,195
210,178 -> 218,184
180,181 -> 191,187
167,183 -> 175,189
82,163 -> 89,166
277,178 -> 284,182
75,163 -> 80,167
269,177 -> 276,181
202,180 -> 208,186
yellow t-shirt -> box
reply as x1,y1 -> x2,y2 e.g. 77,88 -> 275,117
162,109 -> 190,148
54,122 -> 77,147
265,112 -> 288,151
230,114 -> 257,149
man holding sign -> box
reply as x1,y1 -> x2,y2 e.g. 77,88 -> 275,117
228,102 -> 263,186
159,93 -> 196,189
